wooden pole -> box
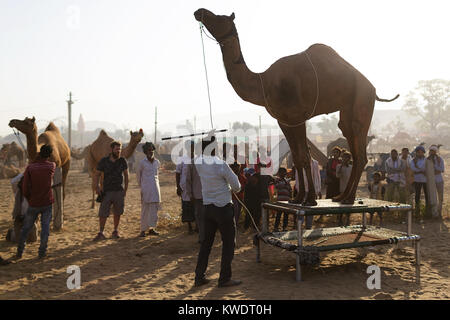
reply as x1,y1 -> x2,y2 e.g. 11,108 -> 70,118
67,92 -> 74,149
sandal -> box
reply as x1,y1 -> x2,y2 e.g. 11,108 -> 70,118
93,232 -> 106,242
111,231 -> 120,239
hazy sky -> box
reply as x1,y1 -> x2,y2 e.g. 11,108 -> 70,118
1,0 -> 449,136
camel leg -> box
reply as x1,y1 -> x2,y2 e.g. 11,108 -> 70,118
334,90 -> 375,204
61,160 -> 70,200
278,122 -> 316,205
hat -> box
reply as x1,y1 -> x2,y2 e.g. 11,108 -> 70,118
245,168 -> 256,176
142,142 -> 156,153
414,145 -> 425,153
429,145 -> 438,152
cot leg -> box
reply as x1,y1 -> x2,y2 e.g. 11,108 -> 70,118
415,240 -> 421,285
262,204 -> 268,234
296,212 -> 303,282
362,212 -> 367,228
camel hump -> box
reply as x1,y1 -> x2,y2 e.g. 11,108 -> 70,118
45,122 -> 60,132
99,130 -> 109,137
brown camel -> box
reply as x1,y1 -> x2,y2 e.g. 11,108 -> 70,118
194,9 -> 399,204
327,135 -> 376,157
1,142 -> 26,167
0,163 -> 21,179
87,129 -> 144,208
8,117 -> 71,197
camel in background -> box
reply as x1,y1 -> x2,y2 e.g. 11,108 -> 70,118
87,129 -> 144,208
9,117 -> 71,197
71,145 -> 90,173
1,142 -> 26,167
327,135 -> 376,157
194,9 -> 399,204
0,163 -> 21,179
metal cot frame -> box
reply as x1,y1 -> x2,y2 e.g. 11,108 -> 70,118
256,199 -> 421,284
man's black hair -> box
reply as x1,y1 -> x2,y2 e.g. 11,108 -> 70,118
39,144 -> 53,159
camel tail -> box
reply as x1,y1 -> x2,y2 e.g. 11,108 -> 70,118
376,94 -> 400,102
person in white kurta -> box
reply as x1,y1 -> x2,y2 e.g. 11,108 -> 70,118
137,142 -> 161,236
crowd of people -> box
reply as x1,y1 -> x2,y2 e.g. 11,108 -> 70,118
1,137 -> 446,289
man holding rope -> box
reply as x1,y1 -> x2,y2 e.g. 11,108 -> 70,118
194,135 -> 242,288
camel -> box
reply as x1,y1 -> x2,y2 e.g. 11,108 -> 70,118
194,9 -> 399,204
327,135 -> 376,157
8,117 -> 71,197
87,129 -> 144,208
0,163 -> 21,179
1,142 -> 26,167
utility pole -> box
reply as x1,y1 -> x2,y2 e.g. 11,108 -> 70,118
154,106 -> 157,143
67,92 -> 74,149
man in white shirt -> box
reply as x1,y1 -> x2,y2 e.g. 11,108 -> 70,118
137,142 -> 161,237
384,149 -> 407,203
194,135 -> 242,288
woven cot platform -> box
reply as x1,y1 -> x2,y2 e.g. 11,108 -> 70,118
258,200 -> 421,282
273,198 -> 412,216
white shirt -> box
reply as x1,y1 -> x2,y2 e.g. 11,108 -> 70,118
385,157 -> 406,186
194,155 -> 241,207
137,157 -> 161,203
295,159 -> 321,194
336,163 -> 352,193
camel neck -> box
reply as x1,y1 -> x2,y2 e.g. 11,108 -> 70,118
25,130 -> 38,161
220,36 -> 265,107
122,141 -> 138,159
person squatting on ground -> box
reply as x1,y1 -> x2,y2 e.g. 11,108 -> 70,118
368,171 -> 386,225
16,144 -> 56,259
384,149 -> 407,204
93,141 -> 128,241
410,145 -> 429,218
137,142 -> 161,237
182,140 -> 204,243
273,167 -> 292,232
194,135 -> 242,288
336,151 -> 352,226
7,172 -> 37,243
428,145 -> 445,219
176,140 -> 196,234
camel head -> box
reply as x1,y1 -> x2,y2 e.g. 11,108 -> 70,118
9,117 -> 37,136
129,129 -> 144,145
194,9 -> 237,43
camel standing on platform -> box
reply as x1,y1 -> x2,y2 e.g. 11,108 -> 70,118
87,129 -> 144,208
194,9 -> 399,204
9,117 -> 71,197
1,142 -> 26,167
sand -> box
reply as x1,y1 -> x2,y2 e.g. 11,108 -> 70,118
0,164 -> 449,300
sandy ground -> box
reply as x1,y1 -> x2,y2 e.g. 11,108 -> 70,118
0,163 -> 449,300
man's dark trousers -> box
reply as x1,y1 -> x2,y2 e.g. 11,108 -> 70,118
195,203 -> 236,285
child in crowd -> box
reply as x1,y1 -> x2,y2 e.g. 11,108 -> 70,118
273,167 -> 292,232
368,171 -> 385,225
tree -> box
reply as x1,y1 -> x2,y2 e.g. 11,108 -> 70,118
383,116 -> 405,135
402,79 -> 450,134
317,114 -> 340,136
231,121 -> 257,131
